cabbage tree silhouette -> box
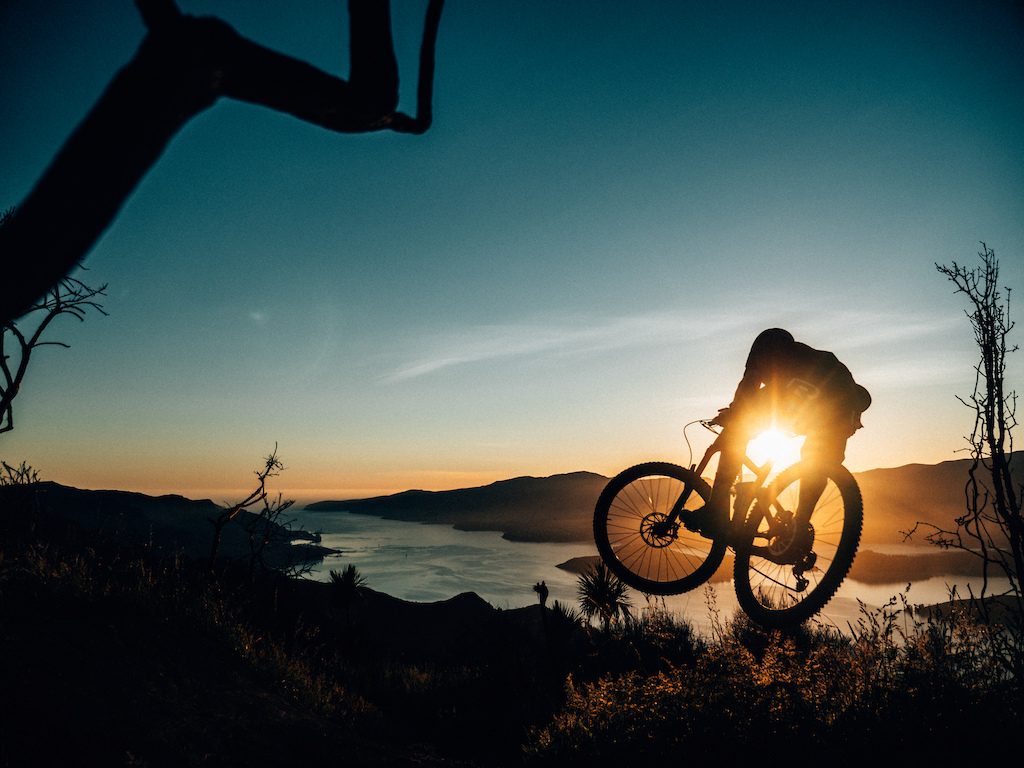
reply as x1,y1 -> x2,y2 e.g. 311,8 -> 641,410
330,563 -> 368,627
0,0 -> 446,323
577,562 -> 634,634
533,580 -> 550,609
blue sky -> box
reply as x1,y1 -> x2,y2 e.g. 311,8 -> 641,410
1,0 -> 1022,503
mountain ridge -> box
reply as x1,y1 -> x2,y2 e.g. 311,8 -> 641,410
305,455 -> 1024,547
1,480 -> 328,565
306,471 -> 609,542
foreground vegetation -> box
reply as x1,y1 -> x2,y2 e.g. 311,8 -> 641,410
1,501 -> 1019,768
531,597 -> 1021,765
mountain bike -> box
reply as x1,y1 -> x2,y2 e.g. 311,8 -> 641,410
593,419 -> 863,628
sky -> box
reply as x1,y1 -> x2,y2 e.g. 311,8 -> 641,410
1,0 -> 1022,505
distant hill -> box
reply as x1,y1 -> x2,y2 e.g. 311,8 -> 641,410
9,453 -> 1019,569
305,472 -> 609,542
1,481 -> 328,565
306,455 -> 1024,548
855,454 -> 1023,544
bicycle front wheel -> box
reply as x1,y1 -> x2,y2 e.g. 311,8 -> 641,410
594,462 -> 727,595
733,463 -> 862,628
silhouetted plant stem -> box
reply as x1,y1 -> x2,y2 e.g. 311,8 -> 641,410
209,446 -> 286,575
906,245 -> 1023,687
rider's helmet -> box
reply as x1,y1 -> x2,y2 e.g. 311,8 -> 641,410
749,328 -> 794,361
850,383 -> 872,413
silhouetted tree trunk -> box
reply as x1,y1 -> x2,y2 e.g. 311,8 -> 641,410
914,244 -> 1022,684
534,579 -> 550,633
0,0 -> 444,323
934,246 -> 1021,590
239,491 -> 298,579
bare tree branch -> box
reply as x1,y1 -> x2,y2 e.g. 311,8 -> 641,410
910,244 -> 1022,681
0,0 -> 446,323
1,207 -> 108,435
208,444 -> 287,575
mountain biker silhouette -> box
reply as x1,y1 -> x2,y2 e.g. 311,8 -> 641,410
686,328 -> 871,539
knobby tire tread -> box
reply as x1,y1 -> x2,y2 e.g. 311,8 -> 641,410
733,462 -> 862,628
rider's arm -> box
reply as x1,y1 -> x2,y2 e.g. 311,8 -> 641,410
712,369 -> 762,426
727,363 -> 764,410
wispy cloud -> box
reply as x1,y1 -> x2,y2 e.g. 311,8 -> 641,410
379,302 -> 964,386
816,312 -> 963,351
856,356 -> 973,388
380,310 -> 746,383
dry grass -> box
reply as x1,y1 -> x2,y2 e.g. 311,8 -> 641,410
0,511 -> 1019,767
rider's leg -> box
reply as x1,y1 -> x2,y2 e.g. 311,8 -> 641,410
709,430 -> 746,514
797,431 -> 847,518
685,426 -> 747,535
707,396 -> 768,516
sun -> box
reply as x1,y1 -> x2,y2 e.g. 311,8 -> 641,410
746,429 -> 803,471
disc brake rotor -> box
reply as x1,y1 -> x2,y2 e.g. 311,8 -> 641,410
640,513 -> 678,548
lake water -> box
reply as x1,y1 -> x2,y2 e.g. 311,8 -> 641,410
290,510 -> 1006,636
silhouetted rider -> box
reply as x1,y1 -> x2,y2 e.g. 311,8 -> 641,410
687,328 -> 871,538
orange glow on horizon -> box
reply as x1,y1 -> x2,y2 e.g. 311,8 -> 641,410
47,469 -> 524,507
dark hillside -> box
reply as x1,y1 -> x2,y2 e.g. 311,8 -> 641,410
306,471 -> 609,542
0,603 -> 437,768
2,467 -> 1019,766
856,451 -> 1024,545
1,481 -> 329,564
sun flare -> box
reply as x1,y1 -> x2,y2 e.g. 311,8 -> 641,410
746,429 -> 803,471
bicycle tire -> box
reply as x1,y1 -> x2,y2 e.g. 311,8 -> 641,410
593,462 -> 727,595
733,462 -> 862,628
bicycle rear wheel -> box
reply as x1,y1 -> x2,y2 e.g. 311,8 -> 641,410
733,462 -> 862,628
594,462 -> 727,595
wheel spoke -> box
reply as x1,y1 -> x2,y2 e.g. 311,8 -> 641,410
594,463 -> 726,595
734,463 -> 863,627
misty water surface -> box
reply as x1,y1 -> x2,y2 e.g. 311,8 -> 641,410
292,511 -> 1006,634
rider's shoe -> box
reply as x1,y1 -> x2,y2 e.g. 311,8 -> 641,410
682,502 -> 728,539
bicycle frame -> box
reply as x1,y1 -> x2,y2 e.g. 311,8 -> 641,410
664,423 -> 776,542
593,418 -> 863,624
688,424 -> 820,572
